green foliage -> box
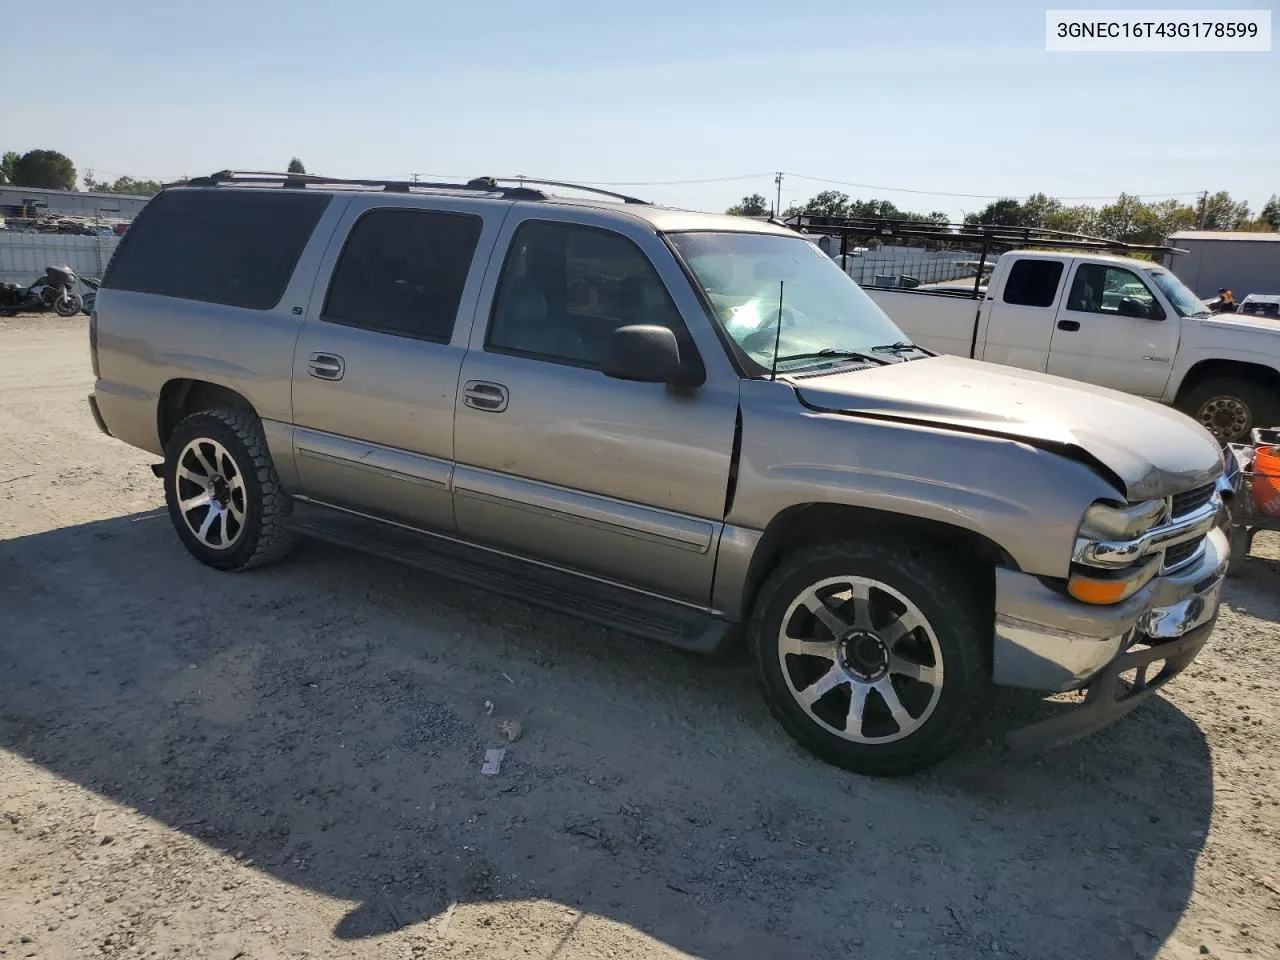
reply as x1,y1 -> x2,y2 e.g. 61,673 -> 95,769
287,157 -> 307,175
1261,195 -> 1280,231
0,151 -> 19,185
83,174 -> 165,197
10,149 -> 77,190
725,193 -> 769,216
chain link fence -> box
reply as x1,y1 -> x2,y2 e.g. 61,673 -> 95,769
0,232 -> 121,289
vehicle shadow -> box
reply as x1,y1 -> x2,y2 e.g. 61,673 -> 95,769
0,512 -> 1215,959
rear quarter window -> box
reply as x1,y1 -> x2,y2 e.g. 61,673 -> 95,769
103,189 -> 330,310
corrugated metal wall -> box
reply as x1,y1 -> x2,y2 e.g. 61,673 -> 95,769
1166,240 -> 1280,299
0,233 -> 120,287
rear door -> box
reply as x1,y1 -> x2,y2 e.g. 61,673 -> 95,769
290,196 -> 506,531
975,256 -> 1068,371
1047,260 -> 1180,398
451,208 -> 740,606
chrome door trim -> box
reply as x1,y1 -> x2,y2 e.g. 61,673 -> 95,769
294,427 -> 452,490
453,465 -> 717,554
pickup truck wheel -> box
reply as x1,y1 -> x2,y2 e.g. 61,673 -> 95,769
1180,378 -> 1276,444
163,408 -> 295,571
749,541 -> 991,777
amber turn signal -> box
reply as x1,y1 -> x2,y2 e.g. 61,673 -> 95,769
1067,573 -> 1138,605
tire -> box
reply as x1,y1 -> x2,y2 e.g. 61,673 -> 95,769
1179,378 -> 1278,444
748,539 -> 992,777
53,292 -> 82,318
163,407 -> 296,571
81,292 -> 96,316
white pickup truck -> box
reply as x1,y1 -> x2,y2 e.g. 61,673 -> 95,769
864,250 -> 1280,442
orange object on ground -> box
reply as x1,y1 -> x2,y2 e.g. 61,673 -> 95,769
1254,444 -> 1280,516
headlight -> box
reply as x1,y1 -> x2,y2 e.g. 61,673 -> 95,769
1078,499 -> 1166,541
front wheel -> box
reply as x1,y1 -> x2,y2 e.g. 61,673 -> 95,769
749,540 -> 992,777
53,292 -> 83,317
163,408 -> 296,571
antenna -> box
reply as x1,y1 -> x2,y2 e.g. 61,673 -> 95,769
769,280 -> 785,381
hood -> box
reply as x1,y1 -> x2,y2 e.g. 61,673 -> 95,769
1197,314 -> 1280,336
790,355 -> 1222,501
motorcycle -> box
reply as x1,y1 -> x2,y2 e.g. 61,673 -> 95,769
80,276 -> 101,315
0,265 -> 84,317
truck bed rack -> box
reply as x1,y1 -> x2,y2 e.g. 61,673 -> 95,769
177,171 -> 649,205
784,214 -> 1186,256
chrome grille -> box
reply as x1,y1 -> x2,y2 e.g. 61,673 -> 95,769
1162,539 -> 1201,571
1171,482 -> 1215,520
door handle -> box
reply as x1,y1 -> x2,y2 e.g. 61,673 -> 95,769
463,380 -> 509,413
308,352 -> 345,381
1057,319 -> 1081,332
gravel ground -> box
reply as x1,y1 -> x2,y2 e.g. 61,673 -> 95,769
2,315 -> 1278,960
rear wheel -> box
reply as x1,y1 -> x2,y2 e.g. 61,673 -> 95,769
1179,378 -> 1277,444
163,408 -> 296,571
748,540 -> 991,777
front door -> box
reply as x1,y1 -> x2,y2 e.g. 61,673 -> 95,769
291,197 -> 505,531
452,211 -> 739,606
977,256 -> 1068,371
1047,260 -> 1180,398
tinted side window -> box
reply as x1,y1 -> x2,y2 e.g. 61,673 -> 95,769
103,189 -> 329,309
487,221 -> 685,366
323,209 -> 482,342
1002,259 -> 1064,308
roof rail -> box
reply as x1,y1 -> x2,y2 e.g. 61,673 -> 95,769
785,214 -> 1186,256
490,177 -> 650,205
182,170 -> 547,200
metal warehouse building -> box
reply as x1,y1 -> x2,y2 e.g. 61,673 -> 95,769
1164,230 -> 1280,300
0,185 -> 151,220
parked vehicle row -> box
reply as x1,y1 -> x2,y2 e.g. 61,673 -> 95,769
88,172 -> 1229,776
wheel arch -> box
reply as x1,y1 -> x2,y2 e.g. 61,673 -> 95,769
157,379 -> 258,450
736,502 -> 1012,624
1174,358 -> 1280,404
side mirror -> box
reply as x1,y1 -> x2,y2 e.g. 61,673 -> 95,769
1117,296 -> 1162,320
602,324 -> 683,384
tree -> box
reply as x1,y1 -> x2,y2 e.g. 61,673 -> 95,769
287,157 -> 307,175
1197,191 -> 1250,230
1257,194 -> 1279,231
803,190 -> 851,218
964,198 -> 1027,227
11,149 -> 77,190
83,173 -> 165,197
725,193 -> 769,216
0,151 -> 18,185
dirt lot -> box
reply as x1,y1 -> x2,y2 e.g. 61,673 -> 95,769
1,315 -> 1279,960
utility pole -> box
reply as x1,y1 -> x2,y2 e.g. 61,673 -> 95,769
774,171 -> 784,218
410,173 -> 420,183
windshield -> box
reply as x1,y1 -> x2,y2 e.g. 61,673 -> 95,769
668,232 -> 911,374
1146,269 -> 1211,318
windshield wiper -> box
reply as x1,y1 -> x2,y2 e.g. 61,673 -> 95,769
774,348 -> 891,367
870,340 -> 934,356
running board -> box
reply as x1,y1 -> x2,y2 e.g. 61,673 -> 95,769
287,500 -> 736,654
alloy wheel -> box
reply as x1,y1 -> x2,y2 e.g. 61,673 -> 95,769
777,576 -> 944,744
174,437 -> 248,550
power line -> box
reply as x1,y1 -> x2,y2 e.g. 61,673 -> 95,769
783,173 -> 1206,202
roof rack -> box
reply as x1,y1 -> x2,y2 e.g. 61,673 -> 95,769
182,170 -> 547,200
180,171 -> 651,205
490,178 -> 649,205
784,214 -> 1187,256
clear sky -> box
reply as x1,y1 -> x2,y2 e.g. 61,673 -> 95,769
7,0 -> 1277,219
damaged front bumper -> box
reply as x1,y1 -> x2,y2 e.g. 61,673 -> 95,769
992,526 -> 1226,755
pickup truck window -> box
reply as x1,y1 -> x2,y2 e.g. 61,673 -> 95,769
668,232 -> 908,375
1066,264 -> 1156,315
487,220 -> 686,367
103,189 -> 330,310
1002,259 -> 1064,308
1146,269 -> 1211,318
322,209 -> 482,342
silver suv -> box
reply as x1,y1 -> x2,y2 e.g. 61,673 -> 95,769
87,171 -> 1230,776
